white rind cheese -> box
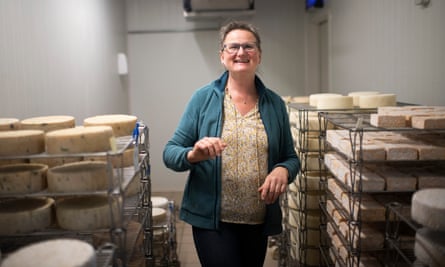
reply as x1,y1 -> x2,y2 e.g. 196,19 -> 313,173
358,93 -> 397,108
0,197 -> 54,235
45,126 -> 113,154
151,196 -> 169,209
0,130 -> 45,156
20,115 -> 75,132
347,91 -> 380,106
152,207 -> 167,226
47,161 -> 109,193
0,163 -> 48,194
412,188 -> 445,231
83,114 -> 138,137
0,118 -> 20,131
309,93 -> 342,107
316,95 -> 354,110
1,238 -> 96,267
56,196 -> 119,231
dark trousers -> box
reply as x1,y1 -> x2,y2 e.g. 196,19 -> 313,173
192,222 -> 268,267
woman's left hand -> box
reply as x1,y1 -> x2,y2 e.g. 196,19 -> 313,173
258,167 -> 288,204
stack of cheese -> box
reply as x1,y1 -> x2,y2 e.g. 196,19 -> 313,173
307,91 -> 397,109
0,118 -> 21,131
370,106 -> 445,129
411,189 -> 445,267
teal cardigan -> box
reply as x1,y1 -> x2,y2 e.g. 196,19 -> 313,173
163,71 -> 300,235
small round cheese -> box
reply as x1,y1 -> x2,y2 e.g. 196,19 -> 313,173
83,114 -> 138,137
412,188 -> 445,231
1,238 -> 96,267
309,93 -> 342,107
47,161 -> 108,193
0,163 -> 48,194
152,207 -> 167,226
0,118 -> 20,131
20,115 -> 75,132
358,93 -> 397,108
316,95 -> 354,109
0,197 -> 54,235
56,196 -> 119,231
152,196 -> 169,209
348,91 -> 380,106
0,130 -> 45,156
45,126 -> 113,154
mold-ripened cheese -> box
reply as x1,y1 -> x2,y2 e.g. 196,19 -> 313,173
56,195 -> 119,231
358,93 -> 397,108
47,161 -> 109,193
0,163 -> 48,194
415,227 -> 445,267
0,130 -> 45,156
45,126 -> 113,154
20,115 -> 75,132
316,95 -> 354,110
0,118 -> 20,131
348,91 -> 380,106
84,147 -> 135,168
1,238 -> 96,267
412,188 -> 445,231
411,115 -> 445,129
0,197 -> 54,235
29,156 -> 83,168
287,190 -> 321,210
370,113 -> 407,128
83,114 -> 137,137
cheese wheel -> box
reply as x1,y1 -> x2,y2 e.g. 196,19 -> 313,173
412,188 -> 445,231
348,91 -> 380,106
316,95 -> 354,110
309,93 -> 342,107
0,197 -> 54,235
83,114 -> 137,137
45,126 -> 113,154
84,147 -> 135,168
152,196 -> 169,209
0,118 -> 20,131
358,93 -> 397,108
56,196 -> 119,230
20,115 -> 75,132
152,207 -> 167,226
1,239 -> 96,267
47,161 -> 109,193
415,227 -> 445,267
30,156 -> 83,168
0,163 -> 48,194
0,130 -> 45,156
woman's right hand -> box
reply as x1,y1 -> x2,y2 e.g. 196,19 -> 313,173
187,137 -> 227,163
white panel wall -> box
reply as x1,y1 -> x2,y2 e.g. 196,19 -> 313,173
126,0 -> 305,191
0,0 -> 128,124
321,0 -> 445,105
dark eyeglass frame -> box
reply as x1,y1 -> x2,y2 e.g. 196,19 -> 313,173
222,42 -> 258,54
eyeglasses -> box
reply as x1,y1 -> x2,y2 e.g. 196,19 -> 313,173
222,42 -> 258,54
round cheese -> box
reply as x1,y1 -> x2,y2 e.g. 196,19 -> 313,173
1,238 -> 96,267
84,147 -> 135,168
20,115 -> 75,132
348,91 -> 380,106
415,227 -> 445,267
0,130 -> 45,156
316,95 -> 354,109
309,93 -> 342,107
0,163 -> 48,194
83,114 -> 137,137
56,196 -> 119,231
412,188 -> 445,231
358,93 -> 397,108
45,126 -> 113,154
30,156 -> 83,168
152,196 -> 169,209
47,161 -> 108,193
0,197 -> 54,235
0,118 -> 20,131
152,207 -> 167,226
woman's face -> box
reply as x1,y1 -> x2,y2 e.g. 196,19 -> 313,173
220,29 -> 261,75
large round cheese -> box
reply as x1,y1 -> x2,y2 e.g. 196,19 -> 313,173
348,91 -> 380,106
45,126 -> 113,154
0,197 -> 54,235
1,239 -> 96,267
56,195 -> 119,231
47,161 -> 108,193
30,156 -> 83,168
20,115 -> 75,132
0,163 -> 48,194
83,114 -> 137,137
84,147 -> 135,168
358,93 -> 397,108
309,93 -> 342,107
415,227 -> 445,267
0,118 -> 20,131
412,188 -> 445,231
0,130 -> 45,156
316,95 -> 354,109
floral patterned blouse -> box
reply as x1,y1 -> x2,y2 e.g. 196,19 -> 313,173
220,91 -> 269,224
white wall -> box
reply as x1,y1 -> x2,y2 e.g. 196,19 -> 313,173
0,0 -> 128,124
319,0 -> 445,105
126,0 -> 305,191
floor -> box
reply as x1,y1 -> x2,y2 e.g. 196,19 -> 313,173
154,191 -> 279,267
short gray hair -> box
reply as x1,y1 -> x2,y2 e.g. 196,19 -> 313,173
219,21 -> 262,53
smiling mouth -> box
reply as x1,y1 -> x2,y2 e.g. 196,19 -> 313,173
234,59 -> 250,63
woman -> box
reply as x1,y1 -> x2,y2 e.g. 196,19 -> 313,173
163,21 -> 300,267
